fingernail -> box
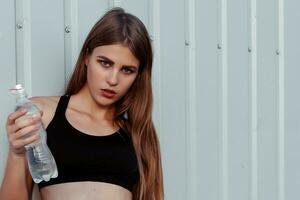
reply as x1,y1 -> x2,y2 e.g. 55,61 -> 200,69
21,108 -> 27,113
32,113 -> 40,119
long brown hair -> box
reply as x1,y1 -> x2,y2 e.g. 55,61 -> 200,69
65,7 -> 164,200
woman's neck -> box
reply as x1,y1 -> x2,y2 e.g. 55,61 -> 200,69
71,84 -> 116,121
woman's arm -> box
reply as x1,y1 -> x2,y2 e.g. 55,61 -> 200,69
0,98 -> 46,200
0,151 -> 34,200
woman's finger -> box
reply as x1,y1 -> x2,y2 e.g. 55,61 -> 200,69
6,109 -> 27,125
14,115 -> 41,132
11,134 -> 40,150
14,124 -> 40,140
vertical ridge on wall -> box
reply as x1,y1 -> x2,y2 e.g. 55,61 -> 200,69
249,0 -> 258,199
15,0 -> 32,95
184,0 -> 197,199
64,0 -> 79,86
13,0 -> 17,85
108,0 -> 113,8
149,0 -> 162,137
278,0 -> 285,199
219,0 -> 229,199
112,0 -> 122,7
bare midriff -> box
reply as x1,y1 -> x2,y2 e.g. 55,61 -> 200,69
40,181 -> 132,200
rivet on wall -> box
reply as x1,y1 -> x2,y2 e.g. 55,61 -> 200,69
16,23 -> 23,29
185,40 -> 190,46
149,35 -> 154,42
65,26 -> 71,33
218,43 -> 222,49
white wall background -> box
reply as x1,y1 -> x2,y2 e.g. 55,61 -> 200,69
0,0 -> 300,200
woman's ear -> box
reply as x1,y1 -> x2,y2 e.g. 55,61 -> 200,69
85,48 -> 90,67
84,56 -> 89,67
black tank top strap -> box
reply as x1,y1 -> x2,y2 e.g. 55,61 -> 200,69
54,95 -> 70,116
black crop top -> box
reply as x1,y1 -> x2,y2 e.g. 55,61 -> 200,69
38,95 -> 139,191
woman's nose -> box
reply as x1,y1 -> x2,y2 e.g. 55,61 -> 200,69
107,71 -> 119,86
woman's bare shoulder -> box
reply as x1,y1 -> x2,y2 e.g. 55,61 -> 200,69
29,96 -> 60,111
29,96 -> 61,128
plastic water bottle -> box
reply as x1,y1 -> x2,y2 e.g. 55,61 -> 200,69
10,84 -> 58,183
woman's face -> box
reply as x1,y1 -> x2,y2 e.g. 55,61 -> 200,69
85,44 -> 140,106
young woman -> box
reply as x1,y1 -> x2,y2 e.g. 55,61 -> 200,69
0,8 -> 164,200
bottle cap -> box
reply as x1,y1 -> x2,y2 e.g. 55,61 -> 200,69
15,84 -> 23,90
9,84 -> 25,94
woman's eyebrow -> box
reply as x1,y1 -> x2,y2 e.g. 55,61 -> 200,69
97,56 -> 114,64
97,55 -> 138,69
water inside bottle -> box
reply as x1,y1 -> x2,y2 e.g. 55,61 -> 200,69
26,143 -> 58,183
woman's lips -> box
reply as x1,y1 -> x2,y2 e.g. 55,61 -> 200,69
101,89 -> 116,98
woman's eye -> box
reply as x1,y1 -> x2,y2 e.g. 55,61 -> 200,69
99,60 -> 110,67
122,68 -> 134,74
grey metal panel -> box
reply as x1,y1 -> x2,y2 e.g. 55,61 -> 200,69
195,0 -> 220,199
30,0 -> 65,96
227,0 -> 250,199
160,0 -> 186,199
285,0 -> 300,199
0,0 -> 17,183
118,0 -> 150,29
257,0 -> 279,199
77,0 -> 109,53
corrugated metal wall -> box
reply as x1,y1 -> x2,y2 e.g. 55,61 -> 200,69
1,0 -> 300,200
